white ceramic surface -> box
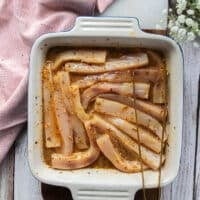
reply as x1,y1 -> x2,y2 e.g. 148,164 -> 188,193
28,17 -> 183,200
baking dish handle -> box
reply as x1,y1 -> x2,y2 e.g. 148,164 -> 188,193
70,17 -> 146,37
70,186 -> 139,200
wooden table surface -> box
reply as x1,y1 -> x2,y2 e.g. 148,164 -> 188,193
0,1 -> 200,200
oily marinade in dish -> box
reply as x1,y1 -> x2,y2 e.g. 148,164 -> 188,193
42,47 -> 168,173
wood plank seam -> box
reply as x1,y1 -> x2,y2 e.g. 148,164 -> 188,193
193,75 -> 200,200
0,146 -> 15,200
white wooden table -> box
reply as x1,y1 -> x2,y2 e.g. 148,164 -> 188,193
0,1 -> 200,200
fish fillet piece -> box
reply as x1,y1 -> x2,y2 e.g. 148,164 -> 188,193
106,116 -> 162,153
57,71 -> 74,114
152,71 -> 167,104
99,94 -> 167,122
91,115 -> 165,169
97,134 -> 148,173
71,115 -> 89,150
133,68 -> 164,83
146,51 -> 167,104
53,49 -> 107,70
147,50 -> 164,68
94,98 -> 166,140
81,82 -> 150,109
133,98 -> 167,122
53,75 -> 73,155
42,63 -> 61,148
65,53 -> 148,74
132,67 -> 167,104
71,71 -> 133,88
56,73 -> 89,149
51,121 -> 100,169
69,85 -> 90,121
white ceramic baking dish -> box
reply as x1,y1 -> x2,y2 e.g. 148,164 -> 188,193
28,17 -> 183,200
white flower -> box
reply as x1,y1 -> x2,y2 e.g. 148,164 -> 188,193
177,15 -> 185,24
168,0 -> 199,44
175,20 -> 180,26
170,26 -> 179,33
197,0 -> 200,10
192,21 -> 200,33
176,0 -> 187,14
192,22 -> 199,30
177,28 -> 187,40
177,9 -> 182,14
193,42 -> 200,48
187,9 -> 194,15
187,32 -> 196,41
185,18 -> 195,27
168,20 -> 174,29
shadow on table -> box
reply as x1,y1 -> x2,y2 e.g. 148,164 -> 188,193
42,183 -> 159,200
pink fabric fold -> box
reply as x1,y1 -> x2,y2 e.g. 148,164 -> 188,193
0,0 -> 114,164
97,0 -> 113,12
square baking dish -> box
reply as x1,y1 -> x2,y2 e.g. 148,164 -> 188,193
28,17 -> 183,200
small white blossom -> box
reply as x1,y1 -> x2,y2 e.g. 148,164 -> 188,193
169,8 -> 173,12
187,32 -> 196,41
185,18 -> 195,27
168,0 -> 199,44
171,26 -> 179,33
176,0 -> 187,14
192,22 -> 199,30
177,15 -> 185,24
177,28 -> 187,40
193,42 -> 200,48
197,0 -> 200,10
174,20 -> 182,26
168,20 -> 174,29
177,9 -> 182,14
187,9 -> 194,15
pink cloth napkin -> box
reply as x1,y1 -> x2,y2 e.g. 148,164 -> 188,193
0,0 -> 114,164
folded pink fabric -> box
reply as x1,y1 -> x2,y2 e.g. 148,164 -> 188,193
0,0 -> 114,164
